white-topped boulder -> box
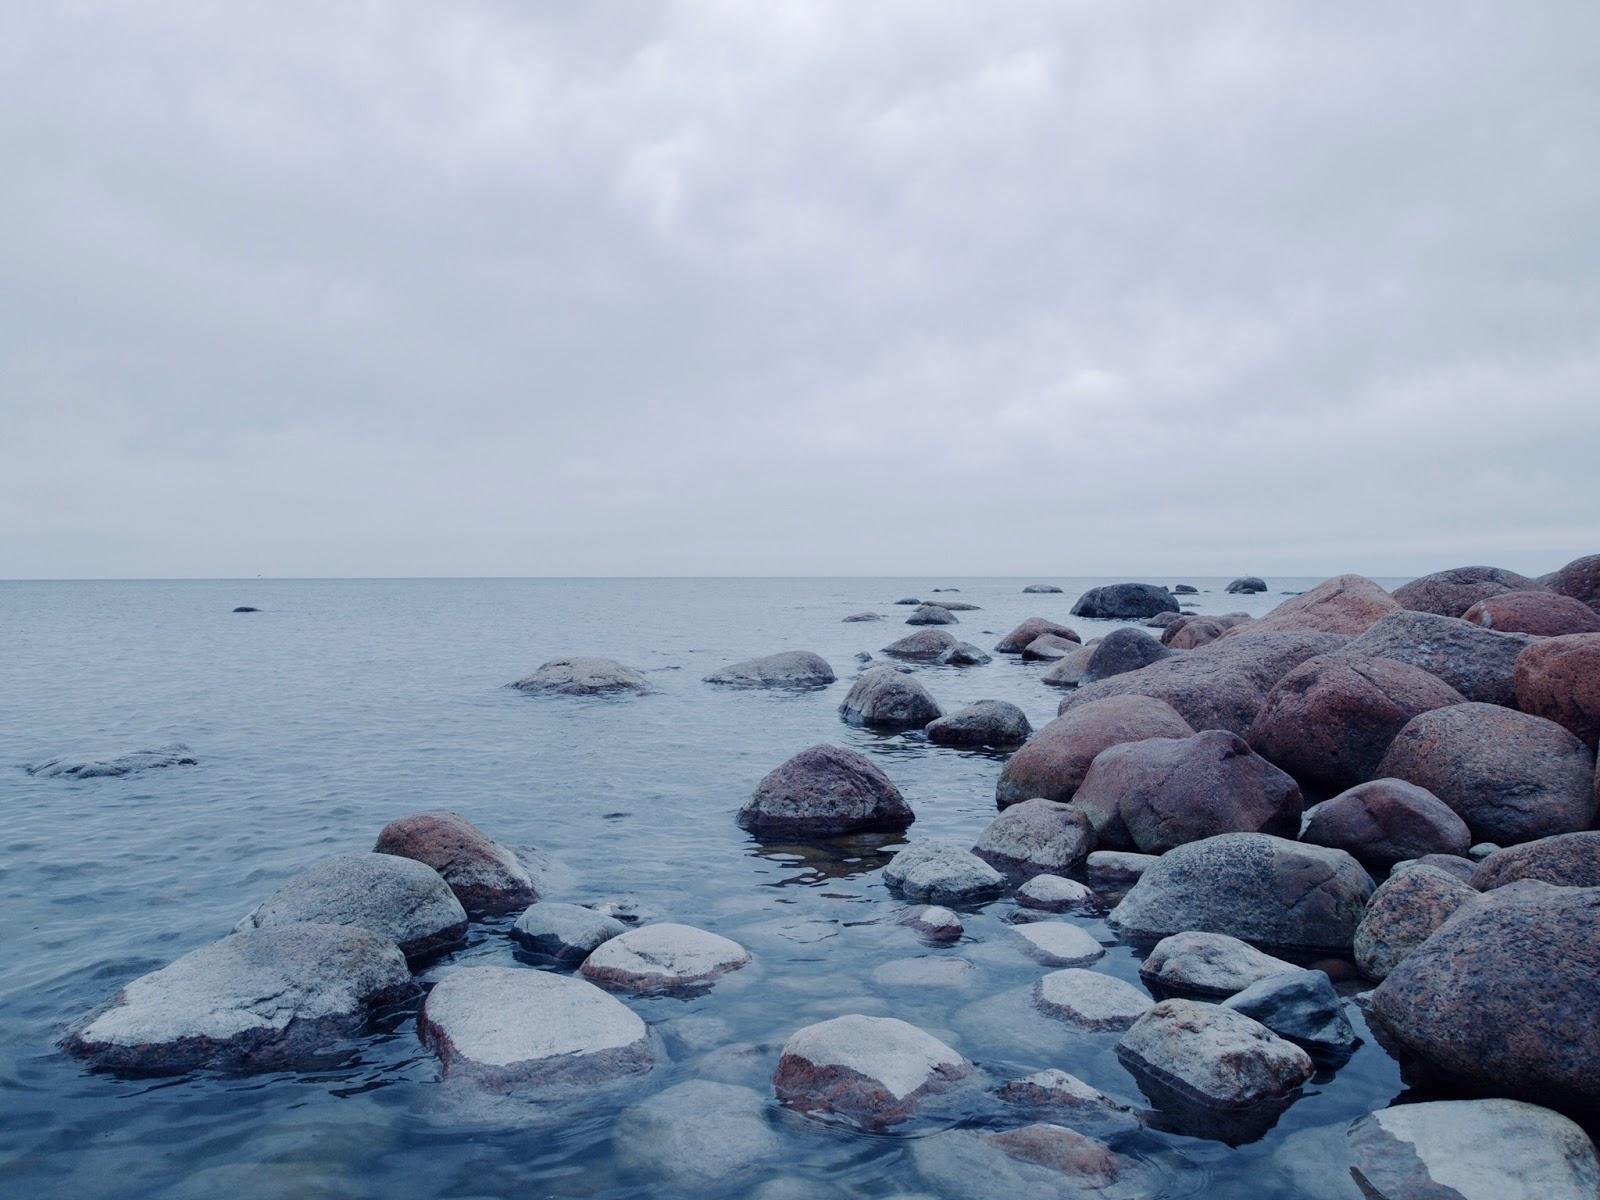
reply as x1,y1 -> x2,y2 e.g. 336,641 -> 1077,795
579,923 -> 750,993
1033,969 -> 1154,1030
773,1014 -> 972,1127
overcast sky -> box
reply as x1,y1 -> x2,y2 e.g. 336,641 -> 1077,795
3,2 -> 1598,579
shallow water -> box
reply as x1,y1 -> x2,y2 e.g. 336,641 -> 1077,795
1,576 -> 1415,1199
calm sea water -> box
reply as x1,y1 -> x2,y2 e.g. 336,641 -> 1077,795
1,577 -> 1415,1199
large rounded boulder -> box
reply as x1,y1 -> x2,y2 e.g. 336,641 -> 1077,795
1300,779 -> 1471,867
510,657 -> 649,695
738,744 -> 913,837
64,924 -> 414,1074
995,694 -> 1195,809
1109,833 -> 1375,953
1339,609 -> 1534,706
1375,703 -> 1597,844
1077,626 -> 1174,682
1352,863 -> 1477,981
883,838 -> 1006,904
925,700 -> 1031,748
1392,565 -> 1542,617
1514,634 -> 1600,746
1471,832 -> 1600,890
374,811 -> 537,915
1540,553 -> 1600,613
839,666 -> 941,728
1021,633 -> 1079,662
1071,730 -> 1302,854
1247,654 -> 1465,794
1117,999 -> 1313,1109
906,604 -> 958,626
1370,882 -> 1600,1103
1464,590 -> 1600,636
972,799 -> 1095,877
1227,577 -> 1268,594
995,618 -> 1080,654
1070,583 -> 1179,620
704,651 -> 835,688
882,628 -> 961,661
1238,574 -> 1398,636
240,853 -> 468,962
772,1014 -> 972,1128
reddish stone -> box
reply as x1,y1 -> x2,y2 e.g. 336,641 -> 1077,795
1513,634 -> 1600,746
995,695 -> 1194,809
1462,590 -> 1600,637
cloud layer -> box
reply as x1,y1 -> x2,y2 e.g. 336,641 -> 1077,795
4,1 -> 1598,577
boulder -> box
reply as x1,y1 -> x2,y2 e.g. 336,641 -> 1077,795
1392,565 -> 1542,618
1109,834 -> 1375,953
1300,780 -> 1472,867
772,1014 -> 972,1127
1023,584 -> 1063,593
901,904 -> 963,940
841,611 -> 882,622
373,811 -> 537,915
882,628 -> 961,661
614,1080 -> 779,1190
231,605 -> 259,612
998,1068 -> 1131,1115
579,923 -> 749,993
1398,853 -> 1477,882
509,657 -> 649,695
1540,553 -> 1600,613
972,799 -> 1094,877
1138,931 -> 1299,999
939,601 -> 981,611
1173,584 -> 1199,594
1033,968 -> 1153,1030
1057,629 -> 1351,737
1465,589 -> 1600,636
839,666 -> 942,728
1228,577 -> 1268,594
705,651 -> 836,688
995,694 -> 1195,809
1472,831 -> 1600,890
894,597 -> 921,605
870,956 -> 977,990
1235,574 -> 1398,637
1370,882 -> 1600,1102
1375,703 -> 1597,844
1340,609 -> 1533,706
1070,583 -> 1179,619
1248,655 -> 1465,794
25,742 -> 197,779
511,902 -> 625,961
64,924 -> 413,1074
240,853 -> 467,962
912,1125 -> 1131,1196
1077,626 -> 1174,682
936,641 -> 991,666
738,744 -> 914,837
1351,865 -> 1481,981
1039,639 -> 1102,688
883,838 -> 1005,905
1022,633 -> 1079,662
1164,618 -> 1227,649
1012,921 -> 1105,966
1514,634 -> 1600,746
995,617 -> 1081,654
1348,1098 -> 1600,1200
1117,999 -> 1313,1108
1072,730 -> 1303,854
1086,850 -> 1158,890
906,604 -> 958,626
1147,610 -> 1188,627
418,964 -> 654,1086
1016,874 -> 1093,911
925,700 -> 1030,748
1220,970 -> 1357,1050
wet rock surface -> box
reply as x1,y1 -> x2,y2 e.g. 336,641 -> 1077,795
374,810 -> 538,915
883,838 -> 1005,904
738,744 -> 914,836
838,666 -> 941,728
510,902 -> 626,961
579,922 -> 750,993
900,904 -> 963,940
1033,968 -> 1153,1030
1220,969 -> 1356,1050
1015,873 -> 1093,910
26,742 -> 197,779
613,1080 -> 780,1190
1012,920 -> 1105,966
1138,931 -> 1299,998
1118,999 -> 1314,1109
772,1014 -> 972,1128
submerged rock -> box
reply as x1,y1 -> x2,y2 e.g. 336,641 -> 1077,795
241,853 -> 467,962
1033,968 -> 1153,1030
1472,831 -> 1600,889
1138,931 -> 1299,999
1012,921 -> 1105,966
1086,850 -> 1158,890
972,799 -> 1094,877
1352,864 -> 1475,981
1514,633 -> 1600,746
995,694 -> 1195,808
509,657 -> 649,696
1464,589 -> 1600,636
925,700 -> 1029,747
374,810 -> 537,915
705,651 -> 836,688
1118,999 -> 1313,1109
1220,970 -> 1356,1050
901,904 -> 963,940
419,964 -> 654,1086
882,628 -> 961,660
995,617 -> 1080,654
26,742 -> 197,779
906,603 -> 958,626
883,838 -> 1005,905
912,1125 -> 1131,1197
839,666 -> 941,728
772,1014 -> 972,1128
998,1068 -> 1130,1115
1016,874 -> 1093,911
1392,565 -> 1540,618
1339,609 -> 1532,707
841,611 -> 883,622
738,744 -> 914,837
1300,779 -> 1472,867
614,1080 -> 779,1190
579,923 -> 749,993
1038,638 -> 1102,688
510,902 -> 625,961
64,923 -> 413,1074
1070,583 -> 1179,619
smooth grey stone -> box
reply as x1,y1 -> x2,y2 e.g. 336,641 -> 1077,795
1221,969 -> 1357,1050
614,1080 -> 780,1190
884,839 -> 1005,905
511,902 -> 625,961
705,651 -> 836,688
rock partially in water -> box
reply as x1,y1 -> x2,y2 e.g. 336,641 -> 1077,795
614,1080 -> 780,1191
925,699 -> 1029,747
1352,864 -> 1476,981
1070,583 -> 1179,619
1396,852 -> 1477,882
1110,834 -> 1373,954
1023,584 -> 1063,593
1038,638 -> 1101,688
26,742 -> 197,779
1078,626 -> 1175,682
995,694 -> 1195,808
64,923 -> 413,1074
894,597 -> 922,605
1370,881 -> 1600,1102
883,838 -> 1005,905
1347,1098 -> 1600,1200
1163,617 -> 1229,649
1072,729 -> 1302,854
1238,574 -> 1398,637
900,904 -> 963,940
1033,968 -> 1153,1030
871,956 -> 978,990
906,603 -> 958,626
939,600 -> 981,611
1541,553 -> 1600,613
1022,633 -> 1079,661
511,902 -> 625,961
1147,610 -> 1188,627
995,617 -> 1081,654
1375,702 -> 1597,844
1464,589 -> 1600,636
231,605 -> 260,613
1338,609 -> 1532,707
1086,850 -> 1159,890
373,810 -> 537,915
1515,633 -> 1600,746
1138,931 -> 1299,999
1392,565 -> 1541,618
1472,831 -> 1600,889
841,611 -> 883,622
998,1068 -> 1130,1115
705,651 -> 836,688
1118,999 -> 1313,1109
935,640 -> 992,666
881,628 -> 961,660
1227,577 -> 1268,594
241,853 -> 467,962
739,744 -> 914,837
1248,654 -> 1465,794
1012,921 -> 1104,966
579,923 -> 749,993
972,799 -> 1094,877
839,666 -> 941,728
1172,584 -> 1198,594
1220,970 -> 1357,1050
772,1013 -> 972,1128
418,964 -> 654,1087
1016,874 -> 1093,911
1301,779 -> 1472,868
509,657 -> 650,696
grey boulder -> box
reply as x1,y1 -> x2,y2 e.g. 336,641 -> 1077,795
773,1014 -> 972,1128
839,666 -> 941,728
373,810 -> 538,915
882,628 -> 961,660
1340,609 -> 1534,707
738,744 -> 913,837
1221,970 -> 1357,1050
926,700 -> 1029,747
509,657 -> 649,695
1117,999 -> 1313,1109
579,923 -> 750,993
1138,931 -> 1299,999
883,838 -> 1005,905
705,651 -> 835,688
971,799 -> 1094,877
511,902 -> 625,961
1033,968 -> 1154,1030
936,641 -> 992,666
906,603 -> 958,625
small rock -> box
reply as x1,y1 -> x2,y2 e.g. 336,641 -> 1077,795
231,605 -> 259,612
998,1068 -> 1129,1114
614,1080 -> 779,1190
972,799 -> 1094,877
705,651 -> 836,688
1139,931 -> 1299,998
1221,970 -> 1357,1050
995,617 -> 1081,654
926,700 -> 1029,747
1033,968 -> 1153,1030
738,744 -> 914,837
1070,583 -> 1179,620
935,641 -> 992,666
509,656 -> 650,696
1023,584 -> 1064,593
1022,633 -> 1079,661
1012,921 -> 1104,966
25,742 -> 197,779
839,667 -> 942,728
579,923 -> 750,993
1300,780 -> 1472,867
842,612 -> 883,622
1463,589 -> 1600,636
906,604 -> 958,626
1353,864 -> 1477,981
1086,850 -> 1159,889
883,839 -> 1005,905
374,810 -> 537,915
882,628 -> 961,661
1016,874 -> 1093,911
510,902 -> 625,961
772,1014 -> 972,1127
901,905 -> 963,940
995,694 -> 1195,808
1118,999 -> 1313,1109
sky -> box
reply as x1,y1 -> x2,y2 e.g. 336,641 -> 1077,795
3,1 -> 1598,580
